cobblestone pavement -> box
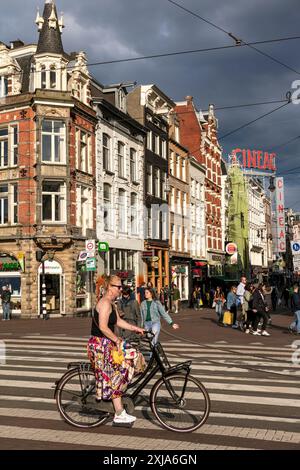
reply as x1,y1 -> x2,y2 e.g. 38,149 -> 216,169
0,307 -> 299,450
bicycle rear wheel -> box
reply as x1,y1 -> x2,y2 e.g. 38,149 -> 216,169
150,373 -> 210,433
56,368 -> 109,428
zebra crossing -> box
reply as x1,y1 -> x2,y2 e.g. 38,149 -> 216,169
0,333 -> 299,450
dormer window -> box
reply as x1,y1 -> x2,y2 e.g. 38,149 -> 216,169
0,76 -> 8,97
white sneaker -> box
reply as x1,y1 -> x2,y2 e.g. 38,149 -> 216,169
261,330 -> 270,337
113,409 -> 136,424
251,330 -> 261,335
245,329 -> 250,334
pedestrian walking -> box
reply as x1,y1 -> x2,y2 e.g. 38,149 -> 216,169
251,284 -> 271,336
1,285 -> 11,321
289,283 -> 300,335
213,286 -> 225,324
226,286 -> 238,328
117,286 -> 142,341
140,287 -> 179,344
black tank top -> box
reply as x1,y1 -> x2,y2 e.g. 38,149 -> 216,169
91,306 -> 117,337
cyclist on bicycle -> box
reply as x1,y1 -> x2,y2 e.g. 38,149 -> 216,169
87,274 -> 144,425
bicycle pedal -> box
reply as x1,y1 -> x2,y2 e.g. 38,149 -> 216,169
112,422 -> 134,428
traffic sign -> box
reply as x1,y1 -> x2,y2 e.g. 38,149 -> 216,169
151,256 -> 159,262
98,241 -> 109,253
78,251 -> 88,261
86,239 -> 96,252
225,242 -> 238,255
86,257 -> 97,271
291,241 -> 300,254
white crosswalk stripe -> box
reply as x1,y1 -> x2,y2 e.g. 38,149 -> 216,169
0,335 -> 299,450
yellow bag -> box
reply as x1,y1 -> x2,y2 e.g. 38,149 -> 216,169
112,348 -> 124,365
223,310 -> 233,325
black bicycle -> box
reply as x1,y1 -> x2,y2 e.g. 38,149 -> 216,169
54,331 -> 210,433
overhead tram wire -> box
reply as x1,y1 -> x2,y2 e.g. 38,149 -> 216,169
4,35 -> 300,80
165,0 -> 300,75
219,101 -> 290,140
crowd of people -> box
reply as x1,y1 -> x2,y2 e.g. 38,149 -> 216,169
194,276 -> 300,337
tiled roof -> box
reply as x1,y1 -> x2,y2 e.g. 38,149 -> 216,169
36,2 -> 64,55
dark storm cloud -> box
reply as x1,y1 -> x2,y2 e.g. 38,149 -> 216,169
1,0 -> 300,207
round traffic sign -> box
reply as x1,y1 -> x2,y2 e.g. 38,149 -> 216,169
226,242 -> 238,255
292,242 -> 300,252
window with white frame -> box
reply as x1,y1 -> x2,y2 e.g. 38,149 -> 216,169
152,206 -> 160,239
176,190 -> 180,213
130,192 -> 138,235
103,133 -> 111,171
182,159 -> 186,181
146,164 -> 152,194
147,130 -> 152,151
177,225 -> 182,251
147,207 -> 152,238
0,184 -> 8,224
12,126 -> 18,165
161,172 -> 167,201
176,155 -> 180,179
155,135 -> 160,155
50,65 -> 56,89
154,167 -> 160,198
12,184 -> 18,224
130,148 -> 137,182
0,128 -> 8,167
161,140 -> 167,159
76,185 -> 93,234
191,178 -> 195,198
0,76 -> 8,97
174,125 -> 180,142
170,151 -> 174,175
171,223 -> 175,249
183,228 -> 188,252
170,187 -> 175,211
41,65 -> 46,89
118,141 -> 125,177
103,183 -> 112,231
118,189 -> 126,233
182,193 -> 187,216
42,120 -> 66,163
42,181 -> 66,223
161,209 -> 168,240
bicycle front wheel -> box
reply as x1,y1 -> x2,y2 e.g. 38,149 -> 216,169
56,368 -> 108,428
150,373 -> 210,433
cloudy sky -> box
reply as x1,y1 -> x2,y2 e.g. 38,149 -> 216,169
1,0 -> 300,209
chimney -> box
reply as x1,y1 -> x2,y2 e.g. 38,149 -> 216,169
185,95 -> 193,105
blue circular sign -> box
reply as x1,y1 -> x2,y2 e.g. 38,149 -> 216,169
292,243 -> 300,252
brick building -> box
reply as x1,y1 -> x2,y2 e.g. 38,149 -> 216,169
175,97 -> 224,281
0,1 -> 97,317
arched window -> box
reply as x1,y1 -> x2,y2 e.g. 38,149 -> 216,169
50,65 -> 56,89
41,65 -> 46,89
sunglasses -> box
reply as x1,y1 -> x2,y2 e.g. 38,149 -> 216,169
111,284 -> 123,289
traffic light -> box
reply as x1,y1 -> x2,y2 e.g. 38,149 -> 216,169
36,250 -> 45,262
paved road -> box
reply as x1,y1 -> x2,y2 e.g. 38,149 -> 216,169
0,308 -> 299,450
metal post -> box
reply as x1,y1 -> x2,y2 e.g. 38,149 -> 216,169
41,260 -> 48,320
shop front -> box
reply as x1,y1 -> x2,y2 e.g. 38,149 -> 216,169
0,253 -> 22,316
170,257 -> 192,302
144,247 -> 169,291
101,248 -> 140,290
38,260 -> 65,316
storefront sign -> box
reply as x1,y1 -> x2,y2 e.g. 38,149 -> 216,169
142,251 -> 153,258
232,149 -> 276,171
17,252 -> 25,272
38,260 -> 62,274
225,242 -> 238,255
273,177 -> 286,253
98,242 -> 109,253
0,254 -> 21,272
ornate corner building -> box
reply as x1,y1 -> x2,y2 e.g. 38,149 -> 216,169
0,1 -> 97,317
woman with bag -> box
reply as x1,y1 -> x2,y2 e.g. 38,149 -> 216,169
140,287 -> 179,344
213,286 -> 225,323
87,275 -> 145,425
225,286 -> 238,328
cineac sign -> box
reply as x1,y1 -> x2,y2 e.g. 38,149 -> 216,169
232,149 -> 276,171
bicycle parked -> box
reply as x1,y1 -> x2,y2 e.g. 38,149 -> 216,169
54,331 -> 210,433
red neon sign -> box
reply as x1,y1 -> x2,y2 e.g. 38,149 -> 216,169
232,149 -> 276,171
